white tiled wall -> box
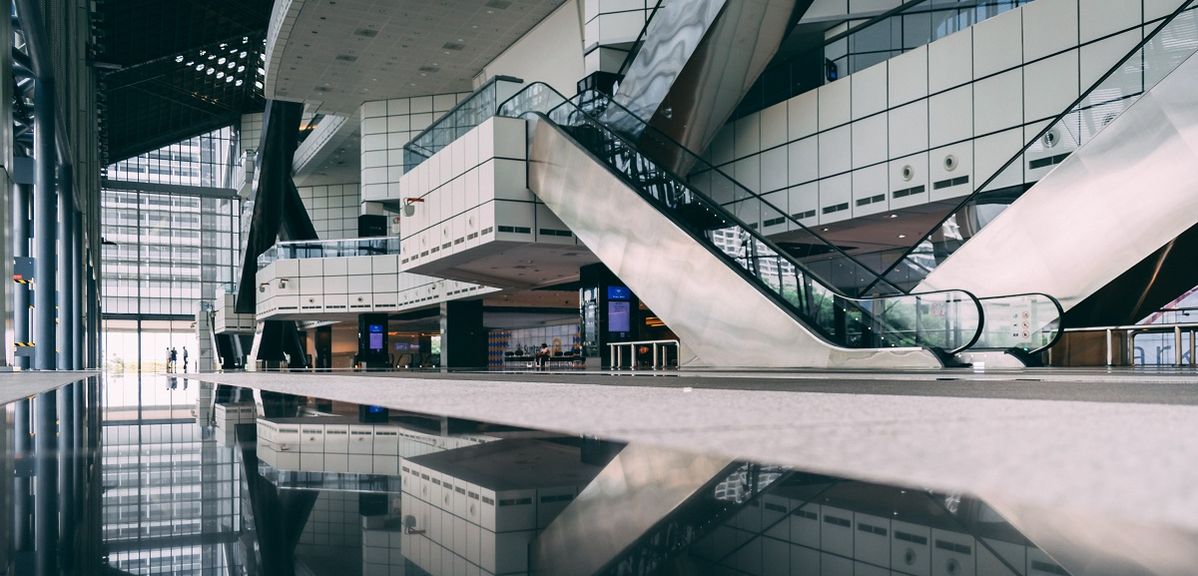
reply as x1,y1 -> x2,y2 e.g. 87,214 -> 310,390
213,293 -> 255,333
360,92 -> 473,202
240,113 -> 264,152
254,255 -> 499,320
257,418 -> 490,474
691,495 -> 1069,576
400,459 -> 588,576
582,0 -> 660,74
393,117 -> 582,274
297,182 -> 360,239
698,0 -> 1187,229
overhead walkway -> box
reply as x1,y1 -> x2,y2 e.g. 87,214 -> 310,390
873,3 -> 1198,332
500,83 -> 988,369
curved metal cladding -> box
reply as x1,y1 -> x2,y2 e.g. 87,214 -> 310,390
917,49 -> 1198,326
608,0 -> 809,176
527,116 -> 944,369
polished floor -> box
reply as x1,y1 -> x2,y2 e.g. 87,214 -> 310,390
1,370 -> 1196,575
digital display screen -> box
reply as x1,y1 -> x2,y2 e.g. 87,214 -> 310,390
608,301 -> 631,333
607,286 -> 631,301
368,324 -> 384,351
367,405 -> 386,414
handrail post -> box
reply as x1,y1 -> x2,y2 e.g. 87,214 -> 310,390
1105,328 -> 1112,367
1176,326 -> 1184,367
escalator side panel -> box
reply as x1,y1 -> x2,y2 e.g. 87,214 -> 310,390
917,50 -> 1198,316
528,116 -> 942,368
610,0 -> 808,175
530,445 -> 735,576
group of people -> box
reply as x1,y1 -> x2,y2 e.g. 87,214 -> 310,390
166,346 -> 189,373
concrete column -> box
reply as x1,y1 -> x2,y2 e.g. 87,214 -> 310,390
34,391 -> 58,575
14,182 -> 31,369
33,78 -> 55,370
57,168 -> 72,369
439,300 -> 487,370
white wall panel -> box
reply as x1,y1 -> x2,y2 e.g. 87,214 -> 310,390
735,114 -> 762,157
1023,0 -> 1079,60
928,84 -> 972,148
972,9 -> 1022,78
818,126 -> 851,177
851,165 -> 889,216
888,45 -> 928,107
819,78 -> 852,129
851,114 -> 887,168
888,152 -> 930,209
928,142 -> 972,202
760,102 -> 789,149
850,63 -> 887,119
1024,51 -> 1079,122
974,127 -> 1025,189
787,136 -> 819,185
788,90 -> 819,140
929,29 -> 972,92
888,99 -> 928,158
760,147 -> 789,193
818,174 -> 852,223
973,70 -> 1023,135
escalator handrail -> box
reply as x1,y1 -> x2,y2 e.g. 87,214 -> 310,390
859,0 -> 1198,295
977,291 -> 1066,355
501,82 -> 907,297
503,83 -> 985,354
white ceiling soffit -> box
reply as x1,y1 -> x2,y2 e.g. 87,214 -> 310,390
293,113 -> 362,185
265,0 -> 566,115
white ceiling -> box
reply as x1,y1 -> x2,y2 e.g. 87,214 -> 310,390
265,0 -> 567,115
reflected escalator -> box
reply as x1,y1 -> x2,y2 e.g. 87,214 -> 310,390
500,83 -> 985,368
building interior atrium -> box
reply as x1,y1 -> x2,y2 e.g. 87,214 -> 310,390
1,0 -> 1198,574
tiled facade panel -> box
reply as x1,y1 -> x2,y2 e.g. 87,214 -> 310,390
687,497 -> 1069,576
582,0 -> 660,74
239,113 -> 263,152
393,117 -> 580,273
254,255 -> 496,320
360,92 -> 473,202
698,0 -> 1188,229
298,182 -> 360,239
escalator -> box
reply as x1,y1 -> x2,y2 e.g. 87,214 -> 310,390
501,83 -> 986,368
869,2 -> 1198,331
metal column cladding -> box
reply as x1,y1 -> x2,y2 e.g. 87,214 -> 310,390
13,183 -> 32,369
57,166 -> 73,369
33,78 -> 55,370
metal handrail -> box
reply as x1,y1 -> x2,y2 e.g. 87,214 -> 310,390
860,0 -> 1198,295
501,82 -> 986,355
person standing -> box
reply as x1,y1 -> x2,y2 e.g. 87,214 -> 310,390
169,347 -> 178,373
182,347 -> 190,372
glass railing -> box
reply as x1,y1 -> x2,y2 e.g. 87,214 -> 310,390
974,293 -> 1063,353
871,2 -> 1198,294
402,76 -> 524,173
256,236 -> 400,269
499,82 -> 984,354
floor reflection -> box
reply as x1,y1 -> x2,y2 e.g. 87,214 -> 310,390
2,374 -> 1081,575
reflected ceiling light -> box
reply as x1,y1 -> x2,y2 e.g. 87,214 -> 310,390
199,50 -> 207,55
897,234 -> 907,239
185,61 -> 194,67
889,214 -> 898,219
254,81 -> 263,89
216,71 -> 225,79
175,55 -> 184,63
225,75 -> 234,83
206,68 -> 215,75
218,57 -> 227,64
256,67 -> 266,76
195,64 -> 204,71
235,79 -> 244,87
237,65 -> 245,73
239,51 -> 247,58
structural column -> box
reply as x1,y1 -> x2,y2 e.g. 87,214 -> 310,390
72,210 -> 83,369
12,399 -> 32,555
57,167 -> 73,369
439,300 -> 487,369
14,182 -> 31,368
32,77 -> 55,370
34,391 -> 58,575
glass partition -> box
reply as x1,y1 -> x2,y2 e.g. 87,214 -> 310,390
257,236 -> 401,269
402,76 -> 524,172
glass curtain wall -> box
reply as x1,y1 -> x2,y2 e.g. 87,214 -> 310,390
101,127 -> 243,372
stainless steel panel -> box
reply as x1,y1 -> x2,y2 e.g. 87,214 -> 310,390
610,0 -> 807,175
919,50 -> 1198,314
528,116 -> 943,368
530,444 -> 733,576
982,496 -> 1198,576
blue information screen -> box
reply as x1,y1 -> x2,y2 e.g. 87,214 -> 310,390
368,324 -> 385,351
607,286 -> 631,301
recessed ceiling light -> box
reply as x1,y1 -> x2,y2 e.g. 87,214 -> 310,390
888,214 -> 897,219
897,234 -> 907,239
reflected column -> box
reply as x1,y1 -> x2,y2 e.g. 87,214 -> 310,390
34,390 -> 58,576
12,399 -> 33,560
57,383 -> 74,571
